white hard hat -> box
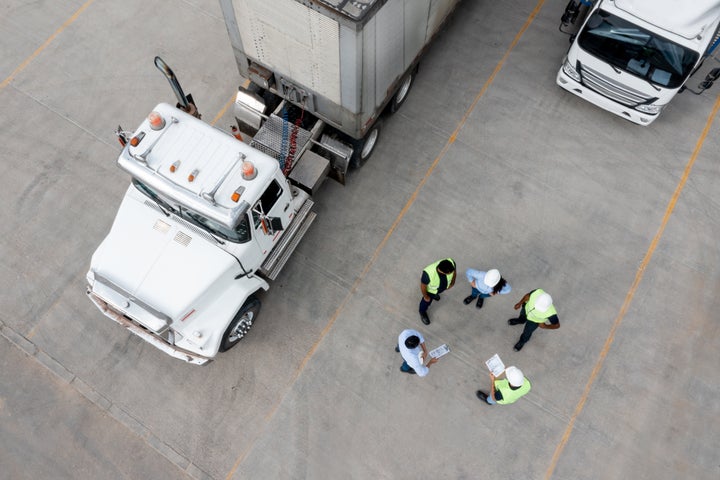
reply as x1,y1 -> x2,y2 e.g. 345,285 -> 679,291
505,366 -> 524,387
535,293 -> 553,312
483,269 -> 501,287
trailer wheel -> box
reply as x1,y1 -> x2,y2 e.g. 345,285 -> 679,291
220,296 -> 261,352
390,68 -> 416,114
350,119 -> 382,169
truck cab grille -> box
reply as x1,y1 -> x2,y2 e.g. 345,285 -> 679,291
580,63 -> 655,107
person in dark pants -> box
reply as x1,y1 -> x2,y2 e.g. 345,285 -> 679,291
508,289 -> 560,351
419,258 -> 456,325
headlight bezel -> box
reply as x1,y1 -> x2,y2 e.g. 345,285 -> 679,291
563,58 -> 582,83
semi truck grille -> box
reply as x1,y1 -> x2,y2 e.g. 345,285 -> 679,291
580,64 -> 653,106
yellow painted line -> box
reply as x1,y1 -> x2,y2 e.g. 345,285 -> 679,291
0,0 -> 96,91
225,2 -> 546,478
210,79 -> 250,127
544,93 -> 720,479
209,94 -> 236,126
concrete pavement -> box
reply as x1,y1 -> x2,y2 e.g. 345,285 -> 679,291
1,0 -> 719,479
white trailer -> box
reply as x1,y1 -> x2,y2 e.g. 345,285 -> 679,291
556,0 -> 720,125
221,0 -> 462,168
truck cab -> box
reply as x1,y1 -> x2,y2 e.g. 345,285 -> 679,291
556,0 -> 720,124
86,103 -> 315,364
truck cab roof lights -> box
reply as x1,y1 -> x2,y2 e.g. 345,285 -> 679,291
148,111 -> 166,130
169,160 -> 181,173
188,169 -> 199,182
231,186 -> 246,203
241,160 -> 257,180
130,131 -> 146,147
129,115 -> 178,164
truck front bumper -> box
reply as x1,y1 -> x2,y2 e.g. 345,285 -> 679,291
87,289 -> 212,366
556,68 -> 660,126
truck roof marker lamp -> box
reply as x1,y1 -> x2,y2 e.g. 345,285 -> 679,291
129,131 -> 146,147
129,115 -> 178,164
169,160 -> 181,173
188,169 -> 199,182
231,186 -> 246,203
241,160 -> 257,180
148,111 -> 166,130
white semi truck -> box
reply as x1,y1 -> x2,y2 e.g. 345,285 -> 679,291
556,0 -> 720,125
86,0 -> 462,365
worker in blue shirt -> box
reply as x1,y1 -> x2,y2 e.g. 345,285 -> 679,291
463,268 -> 511,309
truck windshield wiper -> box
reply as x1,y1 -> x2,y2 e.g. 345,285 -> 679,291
642,71 -> 662,91
154,199 -> 171,217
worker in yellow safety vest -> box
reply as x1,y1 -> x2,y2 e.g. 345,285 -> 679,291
507,289 -> 560,351
476,366 -> 531,405
419,258 -> 456,325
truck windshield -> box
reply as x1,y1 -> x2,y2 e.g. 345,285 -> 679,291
132,180 -> 251,243
578,10 -> 699,89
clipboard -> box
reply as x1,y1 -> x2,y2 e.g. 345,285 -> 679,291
485,354 -> 505,376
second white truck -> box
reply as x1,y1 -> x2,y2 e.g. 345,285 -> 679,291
556,0 -> 720,124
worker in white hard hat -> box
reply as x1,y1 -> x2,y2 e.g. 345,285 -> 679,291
508,289 -> 560,351
476,366 -> 531,405
463,268 -> 511,309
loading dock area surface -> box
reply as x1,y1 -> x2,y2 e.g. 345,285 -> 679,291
1,1 -> 718,479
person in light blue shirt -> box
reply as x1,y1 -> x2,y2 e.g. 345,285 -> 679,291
463,268 -> 511,309
396,329 -> 438,377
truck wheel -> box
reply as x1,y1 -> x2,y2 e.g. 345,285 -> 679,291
390,68 -> 416,114
220,296 -> 261,352
350,120 -> 382,169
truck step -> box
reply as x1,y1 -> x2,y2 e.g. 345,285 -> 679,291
251,114 -> 312,170
259,198 -> 316,280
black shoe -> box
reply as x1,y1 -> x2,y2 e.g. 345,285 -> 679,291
476,390 -> 489,402
420,312 -> 431,325
401,366 -> 416,374
508,318 -> 522,325
395,345 -> 400,353
514,341 -> 524,352
430,293 -> 441,301
463,295 -> 475,305
476,297 -> 484,309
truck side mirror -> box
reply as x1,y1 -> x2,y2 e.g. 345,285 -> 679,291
706,67 -> 720,82
561,1 -> 580,26
698,68 -> 720,91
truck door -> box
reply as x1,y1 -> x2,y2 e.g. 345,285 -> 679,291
251,179 -> 291,256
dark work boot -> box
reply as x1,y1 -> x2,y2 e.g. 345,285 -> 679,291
508,318 -> 522,325
476,390 -> 489,403
420,311 -> 431,325
513,341 -> 525,352
463,295 -> 475,305
476,297 -> 484,309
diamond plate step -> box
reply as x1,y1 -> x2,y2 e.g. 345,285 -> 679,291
251,114 -> 312,168
260,198 -> 315,280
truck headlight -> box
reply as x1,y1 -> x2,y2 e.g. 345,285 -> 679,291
635,103 -> 663,114
563,58 -> 581,83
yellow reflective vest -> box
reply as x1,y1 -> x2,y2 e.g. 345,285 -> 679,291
526,289 -> 556,323
423,258 -> 455,294
496,378 -> 532,405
